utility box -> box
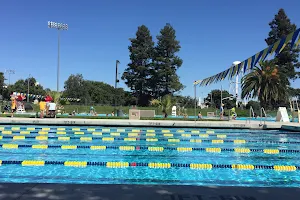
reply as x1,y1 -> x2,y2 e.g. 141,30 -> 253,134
129,109 -> 140,120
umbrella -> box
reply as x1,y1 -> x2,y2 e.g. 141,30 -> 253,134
45,95 -> 53,102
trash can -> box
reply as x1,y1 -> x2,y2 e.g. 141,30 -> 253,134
117,110 -> 124,117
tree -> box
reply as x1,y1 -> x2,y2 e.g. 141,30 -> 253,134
122,25 -> 154,106
64,74 -> 130,106
152,23 -> 184,98
63,74 -> 86,99
241,60 -> 288,109
265,8 -> 300,82
47,91 -> 61,105
0,72 -> 5,98
205,90 -> 235,109
8,78 -> 45,96
246,100 -> 261,111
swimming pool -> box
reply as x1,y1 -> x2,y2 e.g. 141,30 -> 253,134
0,126 -> 299,187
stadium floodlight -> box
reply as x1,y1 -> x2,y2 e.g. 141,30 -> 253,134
48,21 -> 68,92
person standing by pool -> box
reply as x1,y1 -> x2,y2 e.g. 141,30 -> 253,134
198,112 -> 202,119
220,104 -> 224,119
10,96 -> 17,118
39,99 -> 46,118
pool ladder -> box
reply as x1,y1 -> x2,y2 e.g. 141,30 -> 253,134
246,106 -> 255,124
260,107 -> 267,126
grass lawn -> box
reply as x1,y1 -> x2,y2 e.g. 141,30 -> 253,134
2,104 -> 278,118
61,105 -> 277,117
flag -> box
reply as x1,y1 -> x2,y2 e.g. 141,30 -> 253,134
250,55 -> 256,69
254,50 -> 264,66
243,60 -> 248,73
262,44 -> 274,61
236,63 -> 242,75
291,28 -> 300,48
223,69 -> 230,80
229,66 -> 235,79
278,31 -> 294,53
247,58 -> 251,70
296,36 -> 300,47
271,40 -> 280,55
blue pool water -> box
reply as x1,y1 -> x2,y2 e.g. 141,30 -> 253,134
0,126 -> 299,187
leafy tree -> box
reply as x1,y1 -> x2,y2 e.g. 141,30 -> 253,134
8,78 -> 45,97
173,95 -> 195,108
265,8 -> 300,82
288,87 -> 300,99
124,91 -> 137,106
122,25 -> 154,106
205,90 -> 235,109
63,74 -> 86,99
64,74 -> 130,106
241,60 -> 288,109
246,100 -> 261,111
152,23 -> 184,98
0,72 -> 5,99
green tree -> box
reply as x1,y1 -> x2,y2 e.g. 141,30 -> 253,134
152,23 -> 184,98
0,72 -> 5,98
241,60 -> 288,109
63,74 -> 86,99
122,25 -> 154,106
245,100 -> 261,111
265,8 -> 300,82
205,90 -> 236,109
8,78 -> 45,97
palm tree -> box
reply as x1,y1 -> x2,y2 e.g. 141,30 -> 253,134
160,95 -> 173,115
150,95 -> 173,116
241,60 -> 288,109
47,91 -> 62,105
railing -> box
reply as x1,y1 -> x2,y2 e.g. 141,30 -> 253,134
260,107 -> 267,125
246,106 -> 255,124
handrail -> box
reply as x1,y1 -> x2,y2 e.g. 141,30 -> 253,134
260,107 -> 267,125
246,106 -> 255,124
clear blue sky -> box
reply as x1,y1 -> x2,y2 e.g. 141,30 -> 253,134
1,0 -> 300,99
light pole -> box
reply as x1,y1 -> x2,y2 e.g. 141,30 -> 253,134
48,21 -> 68,92
27,74 -> 32,102
5,69 -> 15,85
193,80 -> 201,121
114,60 -> 120,114
221,85 -> 223,106
194,83 -> 197,121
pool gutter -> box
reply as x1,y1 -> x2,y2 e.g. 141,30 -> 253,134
0,117 -> 296,130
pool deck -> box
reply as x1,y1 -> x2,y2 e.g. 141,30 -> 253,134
0,183 -> 299,200
0,117 -> 299,130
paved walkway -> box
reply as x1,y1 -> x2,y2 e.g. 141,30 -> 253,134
0,183 -> 299,200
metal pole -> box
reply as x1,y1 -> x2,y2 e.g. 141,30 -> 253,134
27,77 -> 29,102
194,84 -> 197,121
114,60 -> 119,114
115,60 -> 119,89
57,29 -> 60,92
221,85 -> 223,106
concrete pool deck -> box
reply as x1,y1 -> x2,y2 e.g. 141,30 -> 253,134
0,117 -> 299,130
0,183 -> 299,200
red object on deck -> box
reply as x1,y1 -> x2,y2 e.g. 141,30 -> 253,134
130,162 -> 137,167
45,95 -> 53,102
136,146 -> 140,150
